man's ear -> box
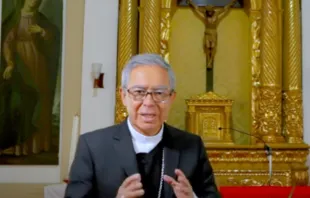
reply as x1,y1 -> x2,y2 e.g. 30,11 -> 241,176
120,87 -> 127,106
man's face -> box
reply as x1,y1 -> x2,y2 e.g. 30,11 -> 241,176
121,65 -> 176,136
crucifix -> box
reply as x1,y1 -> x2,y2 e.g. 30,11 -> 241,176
180,0 -> 240,92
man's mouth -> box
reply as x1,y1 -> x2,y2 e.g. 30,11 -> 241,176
141,113 -> 156,117
140,113 -> 156,121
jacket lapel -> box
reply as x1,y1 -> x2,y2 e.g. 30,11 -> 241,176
163,124 -> 180,198
113,120 -> 139,177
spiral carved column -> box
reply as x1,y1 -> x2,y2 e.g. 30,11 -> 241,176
140,0 -> 161,53
283,0 -> 303,143
259,0 -> 285,143
115,0 -> 138,124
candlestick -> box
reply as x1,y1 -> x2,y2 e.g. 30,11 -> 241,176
68,114 -> 80,176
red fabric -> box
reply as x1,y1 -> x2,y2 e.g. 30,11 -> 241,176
219,186 -> 310,198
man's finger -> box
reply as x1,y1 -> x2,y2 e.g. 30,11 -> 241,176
163,175 -> 178,187
126,189 -> 144,197
175,169 -> 186,177
122,173 -> 141,187
172,182 -> 191,197
127,181 -> 143,191
175,169 -> 190,186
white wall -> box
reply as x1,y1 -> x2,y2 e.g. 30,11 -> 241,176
301,0 -> 310,183
80,0 -> 119,134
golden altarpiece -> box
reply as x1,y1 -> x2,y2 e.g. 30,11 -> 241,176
114,0 -> 309,186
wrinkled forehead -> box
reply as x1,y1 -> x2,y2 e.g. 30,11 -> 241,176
129,85 -> 170,90
127,65 -> 171,87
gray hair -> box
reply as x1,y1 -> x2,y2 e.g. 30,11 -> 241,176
121,53 -> 176,90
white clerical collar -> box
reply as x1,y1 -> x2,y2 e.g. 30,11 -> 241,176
127,118 -> 163,154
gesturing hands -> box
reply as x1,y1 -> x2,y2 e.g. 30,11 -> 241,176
164,169 -> 194,198
116,173 -> 144,198
117,170 -> 194,198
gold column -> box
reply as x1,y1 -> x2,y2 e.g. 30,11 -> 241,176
140,0 -> 161,53
115,0 -> 138,124
249,0 -> 262,144
160,0 -> 177,63
259,0 -> 284,143
282,0 -> 303,143
138,0 -> 145,51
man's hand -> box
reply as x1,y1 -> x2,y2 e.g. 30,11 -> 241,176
164,169 -> 194,198
116,173 -> 144,198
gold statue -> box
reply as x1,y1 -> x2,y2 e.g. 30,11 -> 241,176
188,0 -> 237,68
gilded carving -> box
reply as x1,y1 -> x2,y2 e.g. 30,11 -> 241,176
186,92 -> 233,144
258,0 -> 284,143
160,10 -> 171,62
283,0 -> 301,90
283,90 -> 303,143
186,111 -> 195,133
258,87 -> 283,142
197,107 -> 221,112
207,146 -> 309,186
261,0 -> 281,86
207,149 -> 309,163
283,0 -> 303,143
117,0 -> 308,187
226,177 -> 284,186
293,170 -> 309,185
201,114 -> 221,139
160,0 -> 177,62
250,0 -> 262,10
115,0 -> 138,123
187,92 -> 233,104
115,90 -> 128,124
140,0 -> 161,53
250,10 -> 262,142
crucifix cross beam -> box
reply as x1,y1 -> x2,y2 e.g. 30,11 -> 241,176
178,0 -> 244,7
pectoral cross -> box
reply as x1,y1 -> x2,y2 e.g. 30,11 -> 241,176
179,0 -> 242,92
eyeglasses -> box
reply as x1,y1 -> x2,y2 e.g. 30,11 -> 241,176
126,88 -> 174,103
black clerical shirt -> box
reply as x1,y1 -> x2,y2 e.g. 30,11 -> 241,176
136,141 -> 164,198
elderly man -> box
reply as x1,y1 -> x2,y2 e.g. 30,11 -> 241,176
65,53 -> 221,198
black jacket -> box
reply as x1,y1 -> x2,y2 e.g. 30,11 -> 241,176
64,121 -> 221,198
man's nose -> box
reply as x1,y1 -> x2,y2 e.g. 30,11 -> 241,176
143,93 -> 156,105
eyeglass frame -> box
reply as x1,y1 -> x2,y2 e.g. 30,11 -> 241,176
124,86 -> 175,103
